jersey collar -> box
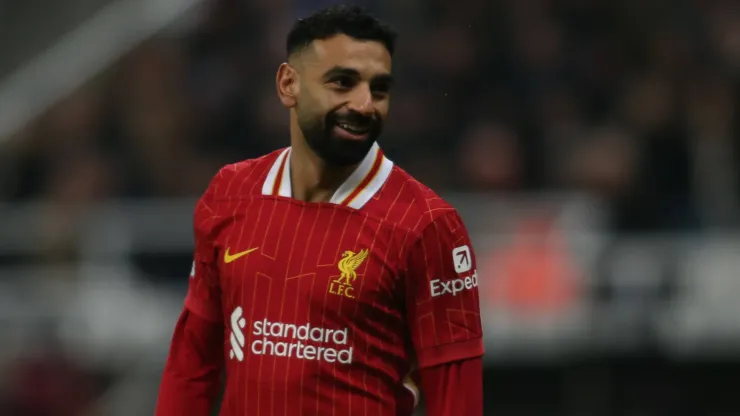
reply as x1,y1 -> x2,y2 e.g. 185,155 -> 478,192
261,142 -> 394,210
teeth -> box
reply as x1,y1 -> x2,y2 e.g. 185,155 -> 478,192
339,123 -> 367,134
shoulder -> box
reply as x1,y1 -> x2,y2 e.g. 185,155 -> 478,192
372,165 -> 462,235
203,148 -> 287,201
193,148 -> 285,233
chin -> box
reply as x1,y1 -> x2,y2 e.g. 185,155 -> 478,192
322,142 -> 373,166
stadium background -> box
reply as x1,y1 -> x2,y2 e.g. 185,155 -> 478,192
1,0 -> 740,414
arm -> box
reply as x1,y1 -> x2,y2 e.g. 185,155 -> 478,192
405,210 -> 484,415
419,357 -> 483,416
155,308 -> 223,415
156,185 -> 225,416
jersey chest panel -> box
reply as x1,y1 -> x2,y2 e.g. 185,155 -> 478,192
213,197 -> 405,325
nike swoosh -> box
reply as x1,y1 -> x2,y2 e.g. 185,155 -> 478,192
224,247 -> 259,263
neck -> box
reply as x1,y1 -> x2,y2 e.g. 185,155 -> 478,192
289,134 -> 358,203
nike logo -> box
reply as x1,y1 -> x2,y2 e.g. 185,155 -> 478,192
224,247 -> 259,264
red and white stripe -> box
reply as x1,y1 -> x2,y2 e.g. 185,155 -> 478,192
261,142 -> 394,210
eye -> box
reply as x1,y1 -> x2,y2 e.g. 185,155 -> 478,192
329,76 -> 355,90
370,82 -> 392,99
371,91 -> 388,100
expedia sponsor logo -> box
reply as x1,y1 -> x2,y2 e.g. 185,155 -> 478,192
430,270 -> 478,297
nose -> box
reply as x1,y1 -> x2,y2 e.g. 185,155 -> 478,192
346,84 -> 374,116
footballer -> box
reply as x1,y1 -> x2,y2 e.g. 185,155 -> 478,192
155,5 -> 484,416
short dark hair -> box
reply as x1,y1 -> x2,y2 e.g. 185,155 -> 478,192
286,5 -> 397,58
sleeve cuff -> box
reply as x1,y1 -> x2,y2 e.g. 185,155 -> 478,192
416,338 -> 484,369
184,293 -> 222,324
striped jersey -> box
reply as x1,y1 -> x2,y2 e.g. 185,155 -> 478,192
185,143 -> 484,415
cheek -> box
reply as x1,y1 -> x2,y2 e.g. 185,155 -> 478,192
306,94 -> 341,118
375,100 -> 390,118
306,84 -> 339,105
296,94 -> 324,117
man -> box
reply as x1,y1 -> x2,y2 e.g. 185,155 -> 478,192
156,5 -> 483,416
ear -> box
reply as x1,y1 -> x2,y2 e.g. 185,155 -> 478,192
276,62 -> 298,108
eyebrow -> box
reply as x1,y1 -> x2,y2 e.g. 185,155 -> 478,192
322,65 -> 394,86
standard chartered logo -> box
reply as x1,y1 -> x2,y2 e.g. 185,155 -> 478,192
228,307 -> 353,364
229,307 -> 247,361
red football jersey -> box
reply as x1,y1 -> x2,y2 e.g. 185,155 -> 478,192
185,143 -> 484,416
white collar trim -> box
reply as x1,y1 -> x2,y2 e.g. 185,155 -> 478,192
261,142 -> 394,210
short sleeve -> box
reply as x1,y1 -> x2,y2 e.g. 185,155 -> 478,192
405,210 -> 484,369
184,184 -> 223,324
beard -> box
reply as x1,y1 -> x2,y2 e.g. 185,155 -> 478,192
297,106 -> 382,167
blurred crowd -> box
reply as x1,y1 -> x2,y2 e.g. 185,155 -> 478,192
2,0 -> 740,233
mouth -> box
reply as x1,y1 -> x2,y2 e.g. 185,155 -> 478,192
333,122 -> 372,141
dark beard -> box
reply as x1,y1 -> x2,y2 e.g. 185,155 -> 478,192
299,108 -> 382,167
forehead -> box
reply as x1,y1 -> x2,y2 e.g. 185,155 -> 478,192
306,34 -> 392,76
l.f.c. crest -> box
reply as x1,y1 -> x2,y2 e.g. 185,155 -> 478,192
329,249 -> 369,299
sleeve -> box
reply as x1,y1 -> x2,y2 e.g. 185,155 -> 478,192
184,183 -> 223,323
405,210 -> 484,369
419,357 -> 483,416
155,308 -> 224,416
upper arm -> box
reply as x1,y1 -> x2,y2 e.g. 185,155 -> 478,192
404,210 -> 484,369
184,180 -> 223,323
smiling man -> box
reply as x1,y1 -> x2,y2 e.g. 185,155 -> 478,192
155,5 -> 483,416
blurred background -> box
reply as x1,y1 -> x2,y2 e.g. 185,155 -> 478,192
1,0 -> 740,415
